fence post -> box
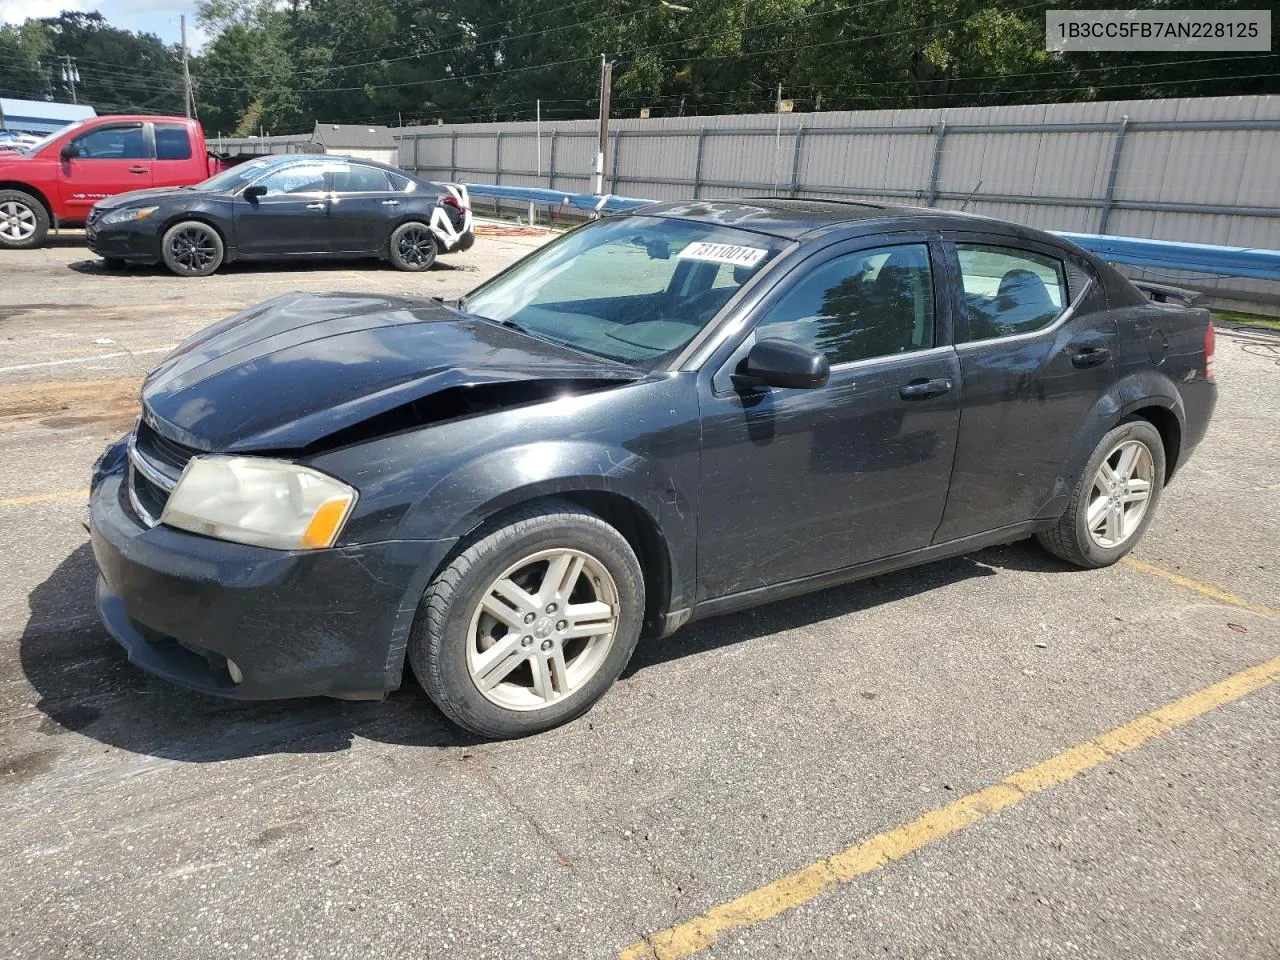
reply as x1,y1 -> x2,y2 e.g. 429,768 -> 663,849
449,131 -> 457,183
789,125 -> 806,197
692,128 -> 707,199
412,133 -> 420,174
1098,116 -> 1129,235
610,130 -> 621,193
926,121 -> 947,206
548,131 -> 559,190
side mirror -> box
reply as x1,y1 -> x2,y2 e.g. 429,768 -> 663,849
243,184 -> 267,201
60,141 -> 80,160
733,337 -> 830,391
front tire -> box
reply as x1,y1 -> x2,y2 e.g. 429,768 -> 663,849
160,221 -> 224,277
409,501 -> 645,739
0,190 -> 50,249
1037,419 -> 1165,568
388,221 -> 437,271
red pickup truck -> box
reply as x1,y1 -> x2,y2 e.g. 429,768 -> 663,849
0,115 -> 225,249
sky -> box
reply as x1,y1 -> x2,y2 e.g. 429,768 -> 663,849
0,0 -> 209,51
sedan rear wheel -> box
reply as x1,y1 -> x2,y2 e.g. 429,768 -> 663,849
161,221 -> 224,277
0,191 -> 50,249
389,221 -> 437,271
1037,419 -> 1165,568
409,501 -> 644,739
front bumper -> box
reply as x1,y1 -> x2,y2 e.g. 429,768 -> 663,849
86,218 -> 161,262
90,467 -> 455,700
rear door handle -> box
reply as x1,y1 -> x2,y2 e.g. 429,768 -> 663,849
899,377 -> 953,400
128,166 -> 148,174
381,199 -> 400,206
1069,346 -> 1111,368
305,202 -> 326,210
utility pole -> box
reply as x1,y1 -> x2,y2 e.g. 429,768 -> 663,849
594,55 -> 613,196
180,15 -> 193,118
60,55 -> 80,104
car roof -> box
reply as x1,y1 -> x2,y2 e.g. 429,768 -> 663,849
630,198 -> 1009,241
240,152 -> 428,181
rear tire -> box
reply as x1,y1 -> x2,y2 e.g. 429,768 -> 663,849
388,221 -> 437,271
0,190 -> 50,249
1037,419 -> 1165,568
160,221 -> 224,277
408,501 -> 645,739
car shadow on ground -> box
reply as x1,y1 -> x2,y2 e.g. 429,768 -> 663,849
21,540 -> 1071,763
65,257 -> 472,278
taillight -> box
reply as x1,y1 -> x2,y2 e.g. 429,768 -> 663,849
442,195 -> 468,213
1204,322 -> 1215,379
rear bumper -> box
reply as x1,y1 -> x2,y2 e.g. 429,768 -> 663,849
1178,377 -> 1217,467
90,467 -> 455,700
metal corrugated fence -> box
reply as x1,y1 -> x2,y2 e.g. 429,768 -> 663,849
217,96 -> 1280,312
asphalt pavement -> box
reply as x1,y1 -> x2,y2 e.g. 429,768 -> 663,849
1,237 -> 1276,959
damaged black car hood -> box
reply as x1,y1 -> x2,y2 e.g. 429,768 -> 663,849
141,292 -> 643,452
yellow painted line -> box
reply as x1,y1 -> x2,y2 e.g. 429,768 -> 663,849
0,489 -> 89,508
1120,555 -> 1279,620
621,654 -> 1280,960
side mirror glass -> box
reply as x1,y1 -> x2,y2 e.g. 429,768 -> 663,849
733,337 -> 830,391
60,141 -> 80,160
243,184 -> 267,201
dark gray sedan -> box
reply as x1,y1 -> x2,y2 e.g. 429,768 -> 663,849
86,154 -> 474,276
89,200 -> 1216,738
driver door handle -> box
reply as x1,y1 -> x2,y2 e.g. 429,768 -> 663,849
899,377 -> 953,400
305,202 -> 326,210
381,199 -> 400,206
128,166 -> 148,174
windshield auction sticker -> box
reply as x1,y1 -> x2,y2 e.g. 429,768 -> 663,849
1047,10 -> 1270,50
677,242 -> 768,267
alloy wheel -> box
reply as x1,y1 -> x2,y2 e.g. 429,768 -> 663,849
396,226 -> 434,267
169,227 -> 218,273
1086,439 -> 1155,548
467,548 -> 619,711
0,201 -> 37,242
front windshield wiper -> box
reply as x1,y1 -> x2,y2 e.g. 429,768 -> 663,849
497,318 -> 533,336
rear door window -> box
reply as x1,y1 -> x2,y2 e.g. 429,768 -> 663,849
956,245 -> 1067,340
331,162 -> 393,193
154,124 -> 193,160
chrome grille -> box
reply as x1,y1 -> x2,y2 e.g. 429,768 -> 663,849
126,419 -> 197,527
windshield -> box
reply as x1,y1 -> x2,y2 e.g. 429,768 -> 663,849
197,157 -> 277,192
463,216 -> 785,369
19,120 -> 87,156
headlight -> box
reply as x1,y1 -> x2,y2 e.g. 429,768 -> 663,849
160,457 -> 357,550
101,206 -> 158,226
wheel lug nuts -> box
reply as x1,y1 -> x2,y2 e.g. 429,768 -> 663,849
556,620 -> 567,631
546,603 -> 557,613
521,636 -> 532,647
540,639 -> 553,651
524,613 -> 536,624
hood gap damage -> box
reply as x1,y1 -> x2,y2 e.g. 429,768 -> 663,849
298,378 -> 632,456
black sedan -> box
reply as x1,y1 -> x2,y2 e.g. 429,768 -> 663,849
89,200 -> 1217,738
86,154 -> 474,276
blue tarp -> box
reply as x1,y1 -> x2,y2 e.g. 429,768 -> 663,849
460,183 -> 1280,282
0,98 -> 97,135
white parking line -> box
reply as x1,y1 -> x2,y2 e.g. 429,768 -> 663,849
0,346 -> 174,374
